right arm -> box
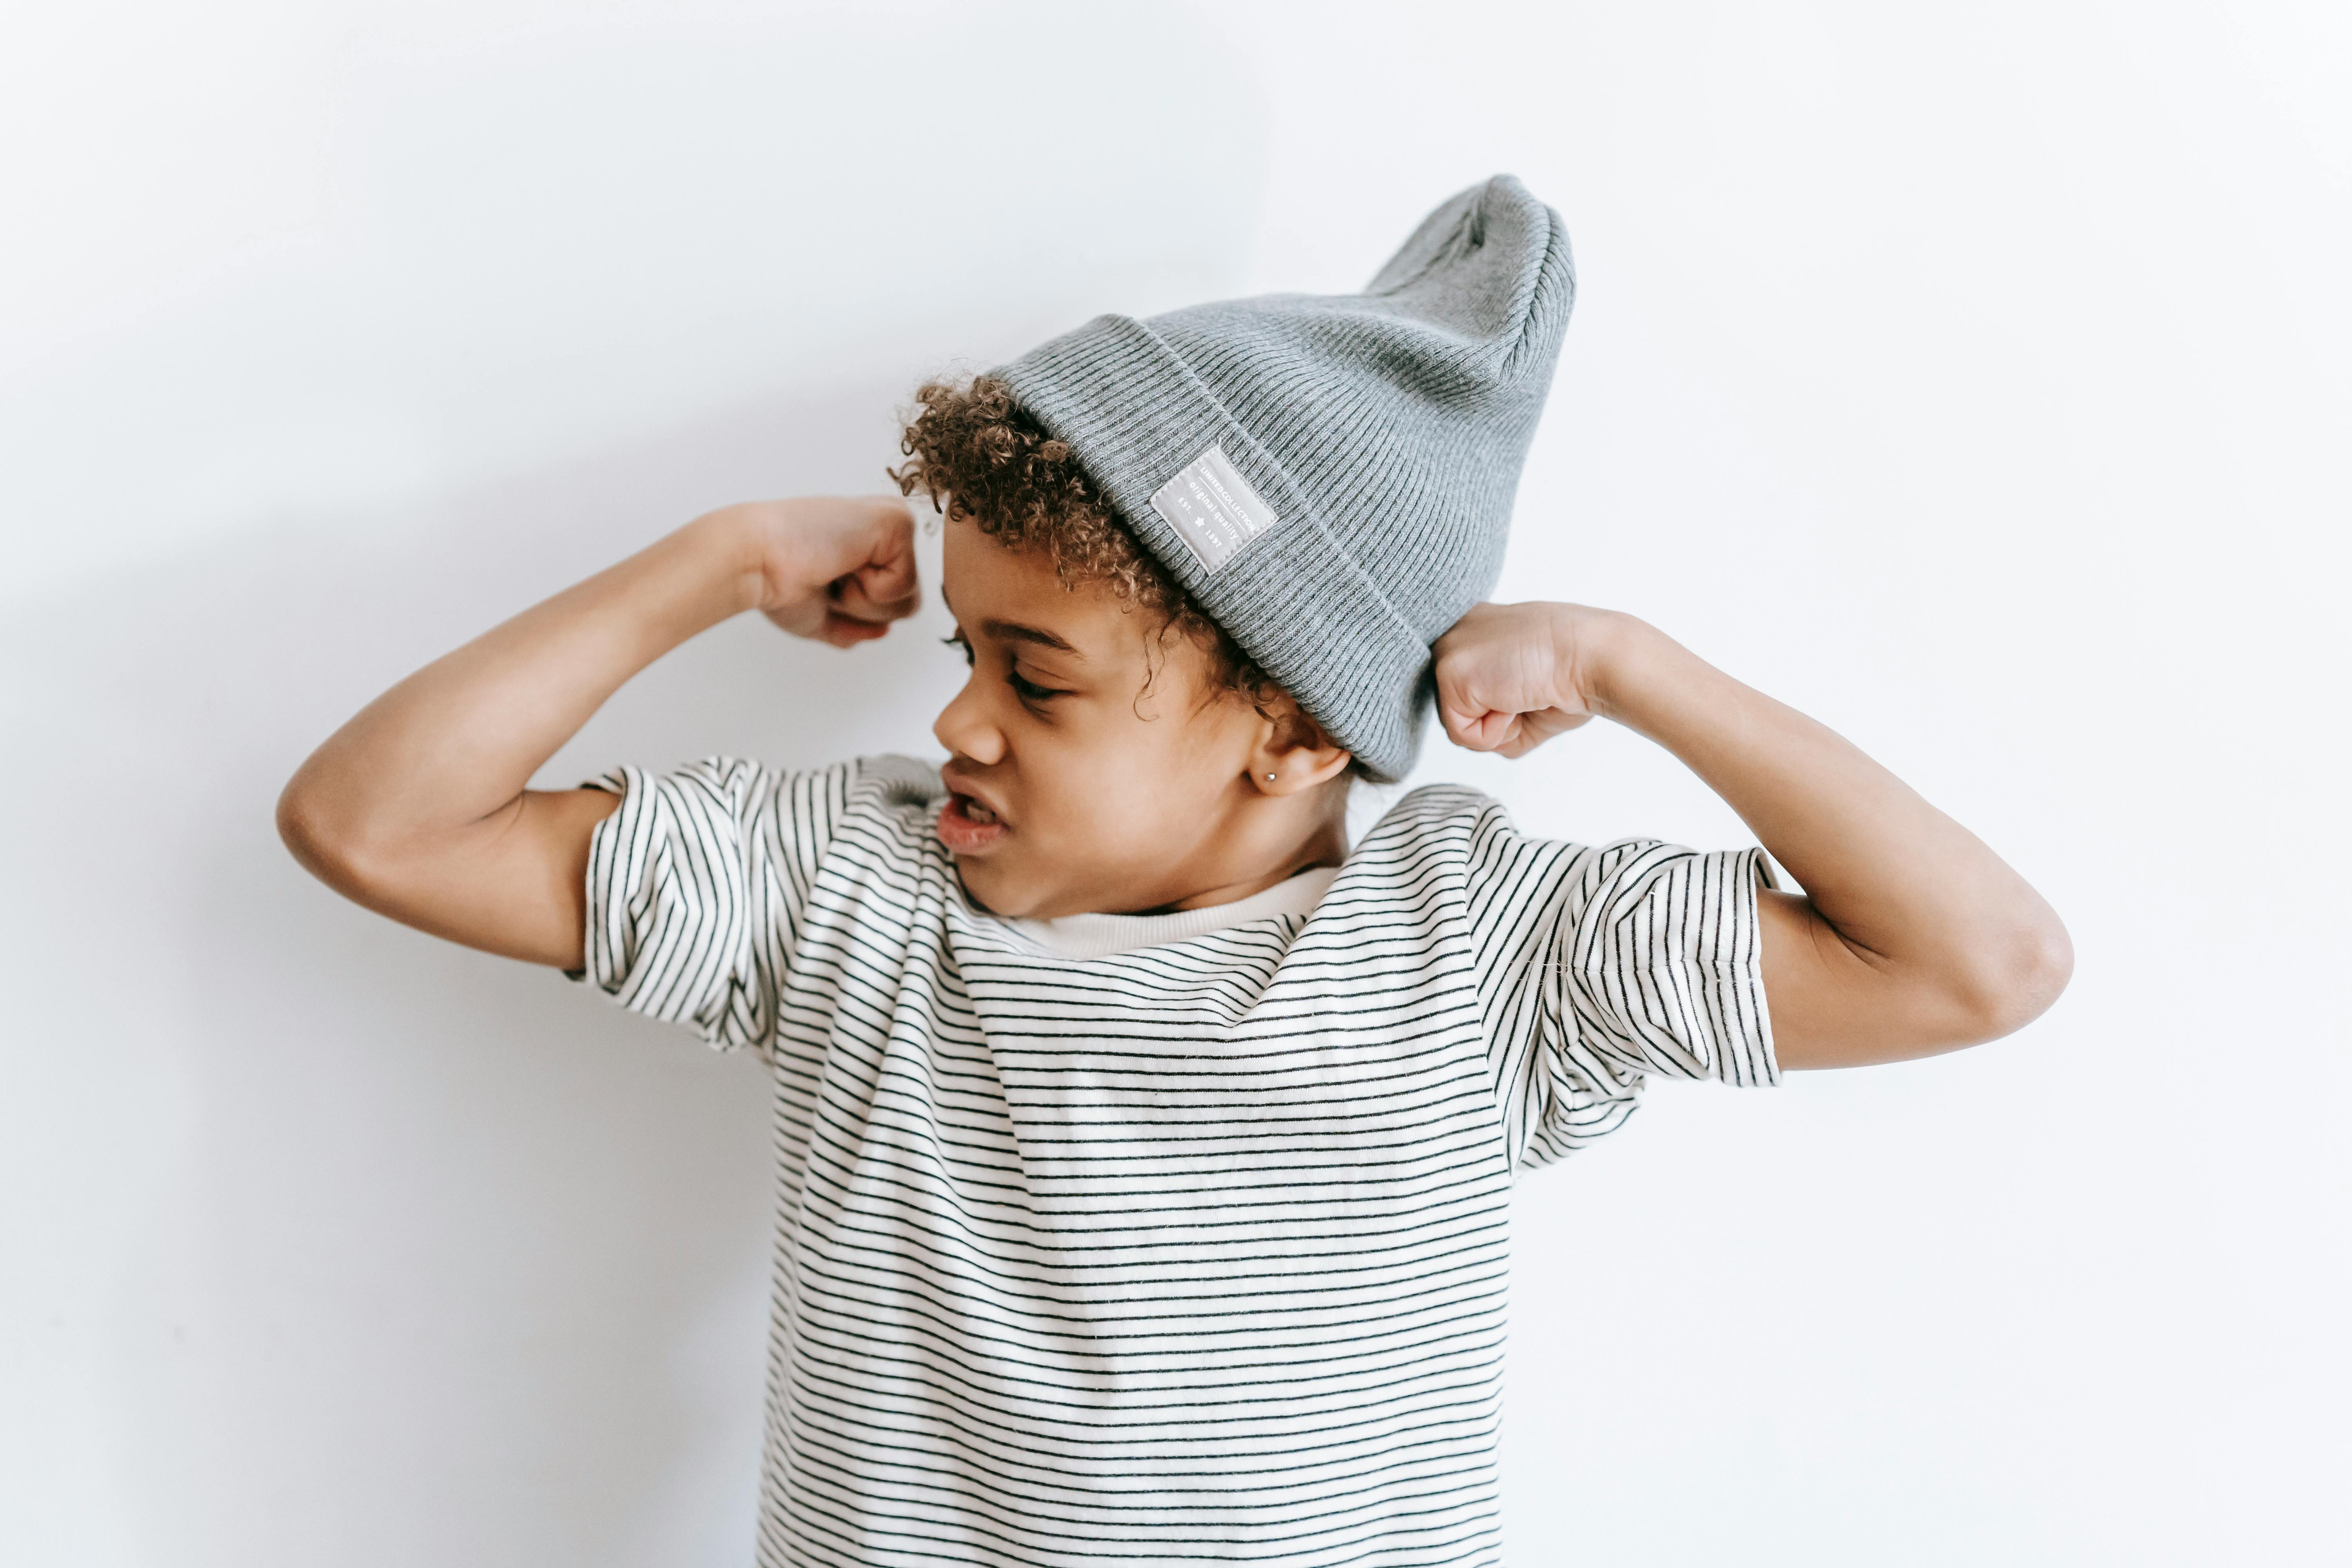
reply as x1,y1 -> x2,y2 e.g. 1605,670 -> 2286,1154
1433,602 -> 2071,1070
275,497 -> 919,971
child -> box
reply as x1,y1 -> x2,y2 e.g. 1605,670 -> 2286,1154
280,176 -> 2069,1566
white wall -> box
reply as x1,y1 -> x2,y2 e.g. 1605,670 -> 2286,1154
4,2 -> 2345,1563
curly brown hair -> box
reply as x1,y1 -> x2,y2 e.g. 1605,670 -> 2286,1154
889,374 -> 1279,712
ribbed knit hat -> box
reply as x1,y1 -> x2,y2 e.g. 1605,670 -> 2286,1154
994,174 -> 1573,781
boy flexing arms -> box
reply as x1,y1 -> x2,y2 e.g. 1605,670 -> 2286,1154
281,177 -> 2069,1566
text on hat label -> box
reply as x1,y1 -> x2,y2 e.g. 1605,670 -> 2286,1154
1150,443 -> 1278,574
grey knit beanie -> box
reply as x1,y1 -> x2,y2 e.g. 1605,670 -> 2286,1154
993,174 -> 1573,781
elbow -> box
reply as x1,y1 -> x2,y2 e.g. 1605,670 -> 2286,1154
276,768 -> 383,898
276,771 -> 339,880
1951,907 -> 2074,1043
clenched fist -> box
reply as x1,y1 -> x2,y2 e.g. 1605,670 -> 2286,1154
705,495 -> 922,648
1432,601 -> 1628,759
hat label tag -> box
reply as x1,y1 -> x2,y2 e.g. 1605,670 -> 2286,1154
1149,443 -> 1277,574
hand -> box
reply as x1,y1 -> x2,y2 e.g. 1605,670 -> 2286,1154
709,495 -> 921,648
1433,601 -> 1619,758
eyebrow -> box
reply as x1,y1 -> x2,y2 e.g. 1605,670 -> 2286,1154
982,619 -> 1083,657
940,586 -> 1085,659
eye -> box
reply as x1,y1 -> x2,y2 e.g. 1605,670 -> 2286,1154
940,631 -> 973,667
1007,669 -> 1066,704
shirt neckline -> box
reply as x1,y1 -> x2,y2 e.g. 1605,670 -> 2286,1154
982,865 -> 1342,961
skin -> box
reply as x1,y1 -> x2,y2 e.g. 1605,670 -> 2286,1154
279,494 -> 2071,1069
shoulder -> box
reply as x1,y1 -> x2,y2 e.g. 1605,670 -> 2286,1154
1351,780 -> 1535,869
1365,780 -> 1500,837
590,753 -> 944,864
1331,781 -> 1512,904
645,753 -> 939,814
800,754 -> 954,884
846,753 -> 944,812
1347,780 -> 1629,916
838,754 -> 943,837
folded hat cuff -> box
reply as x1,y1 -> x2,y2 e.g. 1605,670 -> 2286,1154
997,314 -> 1431,782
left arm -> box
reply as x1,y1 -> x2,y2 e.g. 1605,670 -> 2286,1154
1433,602 -> 2072,1069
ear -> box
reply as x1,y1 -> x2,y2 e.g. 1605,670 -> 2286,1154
1247,700 -> 1353,795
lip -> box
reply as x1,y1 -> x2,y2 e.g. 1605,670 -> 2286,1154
936,766 -> 1011,856
937,765 -> 1011,822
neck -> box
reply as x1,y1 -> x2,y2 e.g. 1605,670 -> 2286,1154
1156,785 -> 1350,914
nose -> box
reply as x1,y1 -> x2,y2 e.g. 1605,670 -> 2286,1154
932,673 -> 1006,767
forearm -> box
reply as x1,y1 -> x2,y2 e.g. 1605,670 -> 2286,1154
1584,612 -> 2071,1057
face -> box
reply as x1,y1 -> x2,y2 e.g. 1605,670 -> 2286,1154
932,512 -> 1316,918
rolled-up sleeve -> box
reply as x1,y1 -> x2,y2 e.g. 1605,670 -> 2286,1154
575,757 -> 856,1053
1560,840 -> 1779,1089
1468,806 -> 1778,1170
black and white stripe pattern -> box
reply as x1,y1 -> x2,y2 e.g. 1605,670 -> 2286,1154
581,755 -> 1775,1567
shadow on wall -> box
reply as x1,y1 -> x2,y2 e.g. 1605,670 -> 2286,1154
6,379 -> 959,1567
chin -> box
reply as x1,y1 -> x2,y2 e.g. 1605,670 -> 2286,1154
952,857 -> 1040,919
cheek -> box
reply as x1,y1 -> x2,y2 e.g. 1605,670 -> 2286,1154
1059,711 -> 1238,825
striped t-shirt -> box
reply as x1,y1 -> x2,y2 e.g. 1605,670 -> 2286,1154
579,755 -> 1777,1568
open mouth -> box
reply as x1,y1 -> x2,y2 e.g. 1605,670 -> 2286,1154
937,791 -> 1009,855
